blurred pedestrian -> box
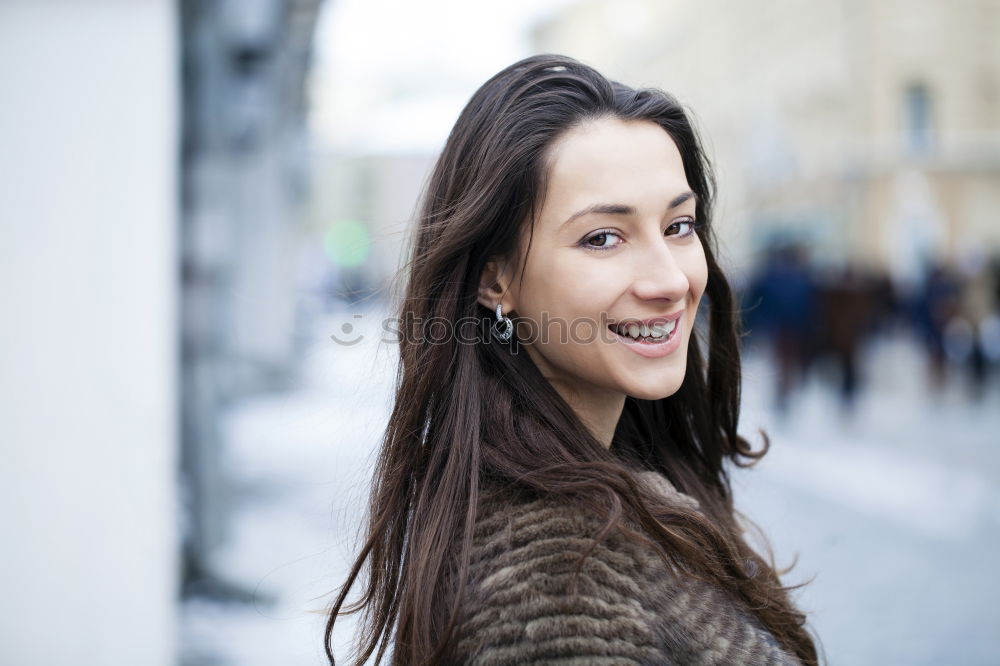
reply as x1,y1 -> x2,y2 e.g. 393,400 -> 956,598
746,242 -> 817,414
913,262 -> 960,391
817,265 -> 877,413
956,253 -> 999,399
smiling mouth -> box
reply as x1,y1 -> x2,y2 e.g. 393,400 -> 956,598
608,319 -> 678,343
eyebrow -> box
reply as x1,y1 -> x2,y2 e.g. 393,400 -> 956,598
560,191 -> 697,229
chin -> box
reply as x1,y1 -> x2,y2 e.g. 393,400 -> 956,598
624,377 -> 684,401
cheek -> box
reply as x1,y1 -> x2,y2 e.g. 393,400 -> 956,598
522,251 -> 615,316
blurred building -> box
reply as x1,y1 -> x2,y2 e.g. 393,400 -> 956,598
533,0 -> 1000,284
0,2 -> 179,664
306,92 -> 461,301
304,150 -> 435,300
179,0 -> 321,597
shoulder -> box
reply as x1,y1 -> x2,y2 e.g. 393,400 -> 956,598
627,467 -> 702,512
456,483 -> 668,665
452,475 -> 802,666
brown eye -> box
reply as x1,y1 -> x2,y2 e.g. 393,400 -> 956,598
581,230 -> 623,250
666,218 -> 698,237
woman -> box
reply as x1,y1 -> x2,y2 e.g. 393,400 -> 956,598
324,54 -> 820,665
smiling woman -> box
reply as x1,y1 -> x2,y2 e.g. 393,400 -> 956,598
324,54 -> 822,666
480,116 -> 709,434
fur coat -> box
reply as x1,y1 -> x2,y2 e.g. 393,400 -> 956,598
452,466 -> 803,665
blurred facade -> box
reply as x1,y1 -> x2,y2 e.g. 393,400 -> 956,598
179,0 -> 322,599
533,0 -> 1000,275
305,150 -> 431,301
1,2 -> 179,664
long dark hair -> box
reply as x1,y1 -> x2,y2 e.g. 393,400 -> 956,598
324,53 -> 820,665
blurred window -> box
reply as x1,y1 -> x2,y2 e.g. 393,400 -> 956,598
904,82 -> 933,157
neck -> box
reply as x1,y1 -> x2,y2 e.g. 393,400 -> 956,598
552,380 -> 626,449
524,346 -> 627,448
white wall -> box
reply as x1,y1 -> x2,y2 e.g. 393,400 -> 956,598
0,1 -> 179,664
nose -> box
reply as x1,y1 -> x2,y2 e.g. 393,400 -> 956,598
629,233 -> 690,303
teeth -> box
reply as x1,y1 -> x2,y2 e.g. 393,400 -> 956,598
652,320 -> 676,337
614,319 -> 677,340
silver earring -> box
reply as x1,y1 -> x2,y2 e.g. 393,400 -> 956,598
493,303 -> 513,342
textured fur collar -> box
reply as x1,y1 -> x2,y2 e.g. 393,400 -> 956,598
451,467 -> 802,665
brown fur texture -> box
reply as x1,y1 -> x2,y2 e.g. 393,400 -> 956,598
453,468 -> 802,665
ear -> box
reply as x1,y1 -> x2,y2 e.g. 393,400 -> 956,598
477,258 -> 516,314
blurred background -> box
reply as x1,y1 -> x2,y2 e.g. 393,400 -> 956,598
2,0 -> 998,664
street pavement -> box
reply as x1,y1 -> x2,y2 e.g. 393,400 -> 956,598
736,338 -> 1000,665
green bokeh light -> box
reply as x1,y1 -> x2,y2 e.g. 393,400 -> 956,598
324,219 -> 371,268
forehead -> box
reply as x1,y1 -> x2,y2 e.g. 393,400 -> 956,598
540,117 -> 690,220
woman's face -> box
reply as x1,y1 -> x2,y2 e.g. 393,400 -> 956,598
484,116 -> 708,408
